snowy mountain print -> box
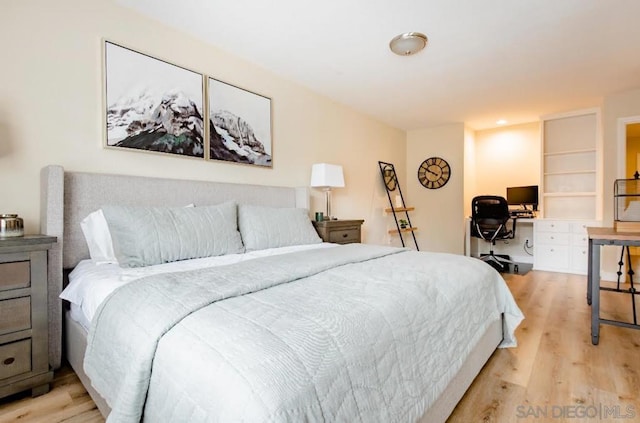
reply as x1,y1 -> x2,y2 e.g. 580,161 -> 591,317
106,87 -> 204,158
209,110 -> 272,166
208,77 -> 272,167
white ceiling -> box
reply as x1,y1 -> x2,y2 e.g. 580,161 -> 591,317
115,0 -> 640,131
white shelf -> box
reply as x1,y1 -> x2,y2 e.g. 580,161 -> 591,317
543,192 -> 596,197
544,151 -> 595,175
543,148 -> 596,157
544,170 -> 596,176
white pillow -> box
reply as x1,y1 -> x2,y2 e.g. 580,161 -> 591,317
80,204 -> 195,265
80,209 -> 117,264
238,205 -> 322,252
102,202 -> 244,268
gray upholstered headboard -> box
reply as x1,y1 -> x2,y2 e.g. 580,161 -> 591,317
40,165 -> 308,369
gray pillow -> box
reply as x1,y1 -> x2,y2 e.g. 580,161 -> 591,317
238,205 -> 322,252
102,202 -> 244,268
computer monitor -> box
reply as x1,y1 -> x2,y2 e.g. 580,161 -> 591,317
506,185 -> 538,210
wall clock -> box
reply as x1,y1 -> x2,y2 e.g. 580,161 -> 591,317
382,164 -> 397,191
418,157 -> 451,189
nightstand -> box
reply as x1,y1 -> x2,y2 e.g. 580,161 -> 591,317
312,219 -> 364,244
0,235 -> 56,398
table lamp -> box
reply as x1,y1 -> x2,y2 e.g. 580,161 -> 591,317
310,163 -> 345,220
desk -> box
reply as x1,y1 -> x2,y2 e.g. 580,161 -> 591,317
464,217 -> 534,260
587,227 -> 640,345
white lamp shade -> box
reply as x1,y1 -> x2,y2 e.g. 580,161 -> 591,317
310,163 -> 345,188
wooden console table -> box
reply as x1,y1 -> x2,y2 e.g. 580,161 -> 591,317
587,227 -> 640,345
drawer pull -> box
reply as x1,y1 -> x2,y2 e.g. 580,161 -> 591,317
3,357 -> 15,365
342,233 -> 348,238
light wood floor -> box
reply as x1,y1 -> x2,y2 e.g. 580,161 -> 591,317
1,270 -> 639,422
0,365 -> 103,422
449,271 -> 640,423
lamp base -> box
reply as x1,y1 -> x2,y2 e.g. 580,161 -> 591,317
324,188 -> 335,220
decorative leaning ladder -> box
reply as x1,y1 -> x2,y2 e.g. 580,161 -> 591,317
378,161 -> 419,250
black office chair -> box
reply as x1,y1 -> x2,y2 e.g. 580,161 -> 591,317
471,195 -> 518,273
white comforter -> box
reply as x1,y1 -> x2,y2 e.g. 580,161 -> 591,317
83,244 -> 523,423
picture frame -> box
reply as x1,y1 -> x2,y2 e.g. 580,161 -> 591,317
103,41 -> 205,159
207,77 -> 272,167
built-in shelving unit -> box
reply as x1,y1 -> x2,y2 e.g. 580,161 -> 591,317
540,110 -> 601,220
534,108 -> 603,274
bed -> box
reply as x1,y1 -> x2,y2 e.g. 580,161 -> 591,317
40,165 -> 523,423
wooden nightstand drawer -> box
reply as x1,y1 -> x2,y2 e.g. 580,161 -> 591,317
0,297 -> 31,335
328,228 -> 360,244
0,339 -> 31,380
0,261 -> 30,291
312,219 -> 364,245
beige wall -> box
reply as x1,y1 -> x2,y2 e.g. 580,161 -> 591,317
463,128 -> 477,218
603,89 -> 640,224
0,0 -> 405,244
464,122 -> 539,261
406,123 -> 465,254
401,122 -> 539,255
600,89 -> 640,275
473,122 -> 541,200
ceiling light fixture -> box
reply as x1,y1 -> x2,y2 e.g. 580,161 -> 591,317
496,119 -> 508,125
389,32 -> 428,56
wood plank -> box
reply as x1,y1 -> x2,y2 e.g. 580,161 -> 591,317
589,226 -> 640,241
388,227 -> 418,234
384,207 -> 415,212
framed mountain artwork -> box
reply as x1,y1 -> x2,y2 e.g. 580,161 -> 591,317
207,77 -> 272,167
103,41 -> 205,159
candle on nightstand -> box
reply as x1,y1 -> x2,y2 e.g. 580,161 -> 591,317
394,195 -> 403,208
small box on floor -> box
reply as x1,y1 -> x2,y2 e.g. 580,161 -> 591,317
481,254 -> 510,272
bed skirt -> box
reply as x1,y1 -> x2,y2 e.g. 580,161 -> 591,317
65,311 -> 111,417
